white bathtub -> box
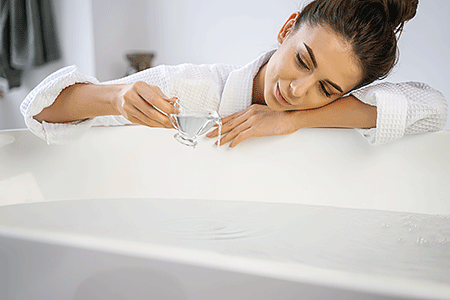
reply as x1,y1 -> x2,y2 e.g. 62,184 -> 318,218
1,126 -> 449,299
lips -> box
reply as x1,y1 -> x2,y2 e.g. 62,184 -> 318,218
276,83 -> 290,106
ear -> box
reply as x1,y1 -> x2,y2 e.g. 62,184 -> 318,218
277,12 -> 300,44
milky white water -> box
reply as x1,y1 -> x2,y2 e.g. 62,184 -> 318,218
149,200 -> 450,284
1,199 -> 448,285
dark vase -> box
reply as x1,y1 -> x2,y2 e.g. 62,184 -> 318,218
125,52 -> 155,75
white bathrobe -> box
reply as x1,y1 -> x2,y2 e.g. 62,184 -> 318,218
20,50 -> 447,145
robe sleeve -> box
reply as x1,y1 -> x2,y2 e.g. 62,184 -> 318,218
351,82 -> 447,145
20,66 -> 136,144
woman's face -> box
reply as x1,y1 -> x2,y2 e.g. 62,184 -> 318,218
262,13 -> 363,111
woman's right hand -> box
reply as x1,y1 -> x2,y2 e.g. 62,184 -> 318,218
115,81 -> 177,128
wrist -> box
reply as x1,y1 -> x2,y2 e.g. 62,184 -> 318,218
286,96 -> 377,130
287,110 -> 305,130
96,84 -> 127,116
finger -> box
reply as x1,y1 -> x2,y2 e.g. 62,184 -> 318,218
221,113 -> 251,133
135,82 -> 176,115
216,121 -> 252,146
134,108 -> 168,128
206,129 -> 217,138
207,114 -> 247,138
127,113 -> 167,128
206,126 -> 220,138
134,99 -> 174,128
208,106 -> 263,138
123,90 -> 173,128
127,102 -> 172,128
229,128 -> 254,148
221,110 -> 247,124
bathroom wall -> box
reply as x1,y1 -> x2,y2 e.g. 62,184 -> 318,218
144,0 -> 450,129
1,0 -> 449,130
0,0 -> 96,130
91,0 -> 153,82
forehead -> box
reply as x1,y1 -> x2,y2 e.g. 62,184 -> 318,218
291,23 -> 362,92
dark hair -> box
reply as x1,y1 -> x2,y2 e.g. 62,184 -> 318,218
294,0 -> 419,89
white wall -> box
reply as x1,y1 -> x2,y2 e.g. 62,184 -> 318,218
144,0 -> 450,129
1,0 -> 449,130
145,0 -> 298,66
56,0 -> 96,77
91,0 -> 152,81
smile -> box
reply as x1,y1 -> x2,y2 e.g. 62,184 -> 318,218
276,83 -> 290,106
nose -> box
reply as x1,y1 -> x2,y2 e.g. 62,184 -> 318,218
289,76 -> 315,99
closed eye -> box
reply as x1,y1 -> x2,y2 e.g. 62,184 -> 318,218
319,82 -> 331,97
296,53 -> 310,71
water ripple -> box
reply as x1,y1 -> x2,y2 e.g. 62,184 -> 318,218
155,216 -> 271,241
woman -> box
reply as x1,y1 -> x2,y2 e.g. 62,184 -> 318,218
21,0 -> 447,146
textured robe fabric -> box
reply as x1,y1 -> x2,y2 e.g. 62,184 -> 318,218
20,50 -> 447,145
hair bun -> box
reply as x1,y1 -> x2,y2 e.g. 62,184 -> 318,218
383,0 -> 419,33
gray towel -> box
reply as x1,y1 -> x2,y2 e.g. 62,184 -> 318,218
0,0 -> 61,93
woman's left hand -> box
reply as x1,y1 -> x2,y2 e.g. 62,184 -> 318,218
206,104 -> 299,148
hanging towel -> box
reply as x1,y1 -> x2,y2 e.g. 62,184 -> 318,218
0,0 -> 61,94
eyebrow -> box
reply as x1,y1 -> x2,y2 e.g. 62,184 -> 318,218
303,43 -> 344,94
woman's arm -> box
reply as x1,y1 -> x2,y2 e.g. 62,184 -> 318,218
208,81 -> 447,147
21,65 -> 182,144
291,95 -> 377,129
34,82 -> 176,128
34,83 -> 119,123
207,95 -> 376,148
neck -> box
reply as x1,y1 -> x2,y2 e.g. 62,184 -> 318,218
252,63 -> 267,105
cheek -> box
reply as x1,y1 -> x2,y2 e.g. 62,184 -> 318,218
265,62 -> 278,83
263,68 -> 278,98
265,53 -> 288,80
